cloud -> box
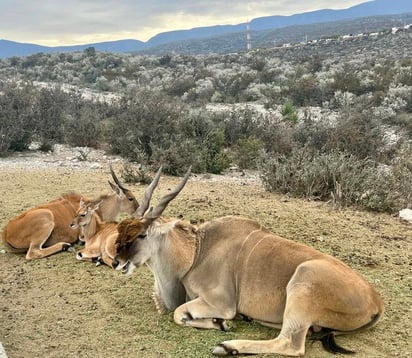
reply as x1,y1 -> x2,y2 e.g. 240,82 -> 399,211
0,0 -> 369,46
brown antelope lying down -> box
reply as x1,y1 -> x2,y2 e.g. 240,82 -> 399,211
1,166 -> 138,260
113,168 -> 384,357
69,167 -> 163,267
69,200 -> 118,267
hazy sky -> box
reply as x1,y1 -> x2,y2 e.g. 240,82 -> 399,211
0,0 -> 371,46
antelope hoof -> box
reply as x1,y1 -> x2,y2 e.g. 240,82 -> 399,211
212,344 -> 238,356
180,312 -> 194,324
213,318 -> 230,331
62,243 -> 72,252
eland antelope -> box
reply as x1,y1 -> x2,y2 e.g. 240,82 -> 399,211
70,200 -> 119,267
113,168 -> 384,357
1,166 -> 138,259
70,167 -> 163,268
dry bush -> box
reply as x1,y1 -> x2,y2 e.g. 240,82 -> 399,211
260,148 -> 412,212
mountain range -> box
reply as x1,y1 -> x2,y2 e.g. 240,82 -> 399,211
1,0 -> 411,59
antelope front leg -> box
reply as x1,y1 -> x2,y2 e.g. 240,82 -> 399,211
212,333 -> 306,357
212,312 -> 309,356
99,252 -> 114,268
76,247 -> 100,262
26,242 -> 72,259
174,297 -> 236,331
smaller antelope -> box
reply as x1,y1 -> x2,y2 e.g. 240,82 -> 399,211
70,167 -> 163,268
1,166 -> 138,259
70,200 -> 119,267
113,168 -> 384,357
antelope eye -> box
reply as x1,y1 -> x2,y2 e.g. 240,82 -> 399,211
128,197 -> 135,201
137,234 -> 147,240
80,213 -> 86,217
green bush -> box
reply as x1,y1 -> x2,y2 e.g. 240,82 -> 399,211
108,89 -> 183,162
32,87 -> 66,150
230,136 -> 265,169
281,101 -> 299,124
150,138 -> 206,176
0,84 -> 35,154
150,132 -> 230,176
64,102 -> 103,148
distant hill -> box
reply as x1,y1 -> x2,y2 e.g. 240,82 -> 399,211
141,0 -> 412,47
0,39 -> 145,59
139,13 -> 412,56
1,0 -> 411,59
250,0 -> 412,31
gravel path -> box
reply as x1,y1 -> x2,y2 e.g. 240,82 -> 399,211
0,144 -> 261,185
0,144 -> 122,170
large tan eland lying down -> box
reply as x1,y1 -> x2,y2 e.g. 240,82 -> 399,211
1,166 -> 138,259
113,168 -> 384,357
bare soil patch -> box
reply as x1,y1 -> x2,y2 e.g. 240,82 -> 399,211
0,149 -> 411,358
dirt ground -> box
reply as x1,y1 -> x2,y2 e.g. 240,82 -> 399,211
0,149 -> 411,358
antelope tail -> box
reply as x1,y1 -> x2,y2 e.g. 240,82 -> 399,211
311,312 -> 382,355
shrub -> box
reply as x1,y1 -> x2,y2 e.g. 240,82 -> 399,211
32,87 -> 67,150
325,108 -> 389,162
108,89 -> 184,162
0,84 -> 35,154
166,77 -> 195,97
120,162 -> 154,185
230,136 -> 265,169
150,138 -> 205,176
260,148 -> 412,213
281,101 -> 299,124
64,102 -> 103,148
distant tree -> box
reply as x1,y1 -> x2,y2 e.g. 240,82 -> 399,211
159,54 -> 172,66
84,47 -> 96,57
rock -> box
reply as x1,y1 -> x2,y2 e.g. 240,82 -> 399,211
90,163 -> 103,169
399,208 -> 412,224
0,342 -> 8,358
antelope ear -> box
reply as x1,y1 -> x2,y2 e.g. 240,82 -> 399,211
92,200 -> 103,211
108,180 -> 123,197
158,220 -> 180,235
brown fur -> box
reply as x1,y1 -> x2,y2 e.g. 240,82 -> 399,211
2,171 -> 138,260
71,202 -> 119,268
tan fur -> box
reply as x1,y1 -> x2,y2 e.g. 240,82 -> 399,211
2,170 -> 138,260
72,202 -> 119,268
116,215 -> 384,356
114,169 -> 383,356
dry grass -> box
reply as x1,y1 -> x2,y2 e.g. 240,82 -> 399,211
0,166 -> 411,358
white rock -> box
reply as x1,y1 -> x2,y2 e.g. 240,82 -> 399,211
90,163 -> 103,169
399,208 -> 412,224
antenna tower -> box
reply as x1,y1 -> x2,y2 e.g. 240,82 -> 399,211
246,21 -> 252,50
